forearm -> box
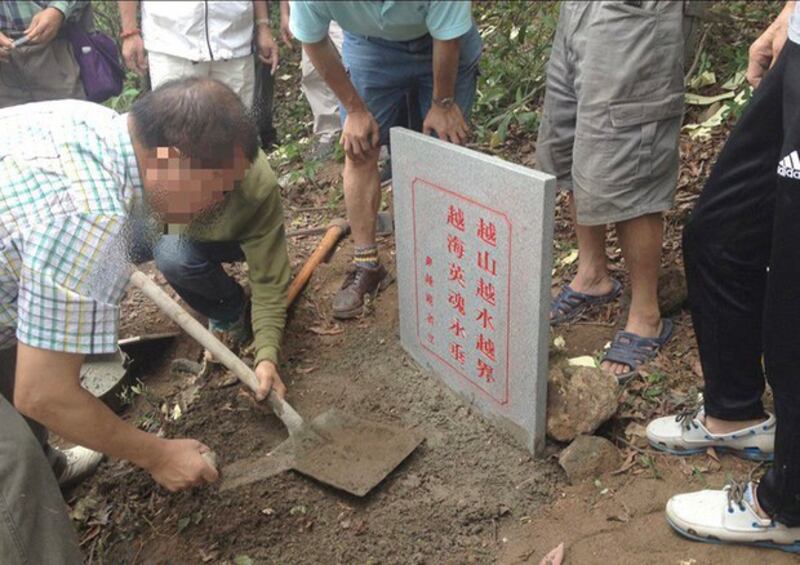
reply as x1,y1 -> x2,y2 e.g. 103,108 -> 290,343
118,0 -> 139,32
304,39 -> 367,113
280,0 -> 290,21
14,344 -> 163,471
253,0 -> 269,23
432,38 -> 461,100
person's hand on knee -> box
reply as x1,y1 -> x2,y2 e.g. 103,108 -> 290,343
341,110 -> 380,162
423,101 -> 469,145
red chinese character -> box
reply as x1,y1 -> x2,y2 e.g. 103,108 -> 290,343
425,256 -> 433,267
450,342 -> 466,365
476,277 -> 496,306
427,333 -> 435,344
426,293 -> 434,306
447,235 -> 466,260
477,359 -> 495,383
477,218 -> 497,247
447,205 -> 465,232
427,313 -> 435,326
476,334 -> 496,362
450,318 -> 466,338
448,263 -> 466,288
425,273 -> 434,287
476,308 -> 495,330
477,250 -> 497,276
448,290 -> 466,316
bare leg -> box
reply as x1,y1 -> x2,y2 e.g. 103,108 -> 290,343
343,147 -> 381,247
565,192 -> 614,296
603,212 -> 663,375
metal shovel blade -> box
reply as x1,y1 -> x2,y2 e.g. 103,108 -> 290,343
219,409 -> 423,497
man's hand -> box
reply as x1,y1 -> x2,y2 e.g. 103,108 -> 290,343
24,7 -> 64,45
341,110 -> 380,162
747,3 -> 793,87
257,26 -> 279,74
423,104 -> 469,145
145,438 -> 219,492
0,32 -> 12,63
122,34 -> 148,75
254,360 -> 287,401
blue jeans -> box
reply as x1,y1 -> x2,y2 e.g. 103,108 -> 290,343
144,236 -> 246,324
341,26 -> 482,146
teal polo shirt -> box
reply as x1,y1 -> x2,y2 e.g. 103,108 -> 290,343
289,1 -> 473,43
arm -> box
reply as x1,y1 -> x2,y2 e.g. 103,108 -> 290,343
242,170 -> 290,400
304,38 -> 380,160
119,0 -> 148,75
14,343 -> 218,491
279,0 -> 293,46
748,0 -> 795,87
422,37 -> 469,145
254,0 -> 279,74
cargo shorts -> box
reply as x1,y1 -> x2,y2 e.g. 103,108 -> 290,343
536,0 -> 690,226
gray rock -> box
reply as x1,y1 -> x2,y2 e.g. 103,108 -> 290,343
546,364 -> 619,442
558,435 -> 621,484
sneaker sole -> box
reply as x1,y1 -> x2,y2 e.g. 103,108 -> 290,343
666,515 -> 800,553
649,441 -> 774,462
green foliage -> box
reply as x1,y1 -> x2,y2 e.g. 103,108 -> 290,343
472,1 -> 560,145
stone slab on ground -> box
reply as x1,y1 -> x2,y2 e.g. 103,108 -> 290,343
391,127 -> 556,455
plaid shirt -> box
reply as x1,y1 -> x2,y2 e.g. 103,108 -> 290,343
0,1 -> 78,34
0,100 -> 143,354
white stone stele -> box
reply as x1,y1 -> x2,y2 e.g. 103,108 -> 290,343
391,127 -> 556,455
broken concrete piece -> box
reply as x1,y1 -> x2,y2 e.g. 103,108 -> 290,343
547,364 -> 619,442
558,435 -> 621,484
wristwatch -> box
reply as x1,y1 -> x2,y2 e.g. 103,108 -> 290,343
433,96 -> 455,109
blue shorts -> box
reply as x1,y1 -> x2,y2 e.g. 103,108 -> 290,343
340,26 -> 482,147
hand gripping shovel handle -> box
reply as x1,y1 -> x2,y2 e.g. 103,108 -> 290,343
129,270 -> 305,435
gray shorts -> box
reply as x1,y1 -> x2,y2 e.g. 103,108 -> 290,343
536,1 -> 690,226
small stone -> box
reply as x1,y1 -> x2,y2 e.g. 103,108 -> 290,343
547,363 -> 619,442
340,520 -> 351,529
558,435 -> 621,484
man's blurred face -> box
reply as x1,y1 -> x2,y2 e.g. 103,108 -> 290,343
142,146 -> 251,223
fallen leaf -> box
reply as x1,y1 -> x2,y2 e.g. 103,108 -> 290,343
559,249 -> 579,266
308,325 -> 344,336
706,446 -> 720,463
539,542 -> 565,565
685,91 -> 735,106
233,556 -> 254,565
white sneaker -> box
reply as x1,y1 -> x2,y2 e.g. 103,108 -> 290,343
666,482 -> 800,553
646,407 -> 775,461
57,446 -> 104,488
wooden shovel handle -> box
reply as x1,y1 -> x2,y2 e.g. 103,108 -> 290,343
287,219 -> 349,306
129,270 -> 305,434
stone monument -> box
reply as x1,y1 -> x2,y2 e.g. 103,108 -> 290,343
391,127 -> 556,454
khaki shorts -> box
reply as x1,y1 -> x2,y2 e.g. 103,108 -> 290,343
536,1 -> 689,226
0,36 -> 85,109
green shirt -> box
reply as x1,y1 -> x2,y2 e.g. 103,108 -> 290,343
289,0 -> 473,43
186,151 -> 290,367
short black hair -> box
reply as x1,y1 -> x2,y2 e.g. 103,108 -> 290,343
130,77 -> 258,167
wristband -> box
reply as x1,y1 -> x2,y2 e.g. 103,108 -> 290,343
120,28 -> 141,40
255,18 -> 271,27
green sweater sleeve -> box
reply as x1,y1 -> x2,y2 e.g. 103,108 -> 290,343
186,151 -> 290,366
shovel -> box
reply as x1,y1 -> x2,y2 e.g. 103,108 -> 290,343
129,270 -> 422,496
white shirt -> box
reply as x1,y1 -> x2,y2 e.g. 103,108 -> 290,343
142,1 -> 254,62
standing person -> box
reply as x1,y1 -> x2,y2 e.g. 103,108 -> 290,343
118,0 -> 279,107
0,77 -> 288,562
540,1 -> 695,381
646,1 -> 800,552
0,0 -> 85,108
280,0 -> 343,160
289,1 -> 481,320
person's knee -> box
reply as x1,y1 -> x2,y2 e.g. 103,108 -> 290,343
153,238 -> 197,284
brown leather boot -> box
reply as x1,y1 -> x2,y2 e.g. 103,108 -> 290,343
332,264 -> 390,319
